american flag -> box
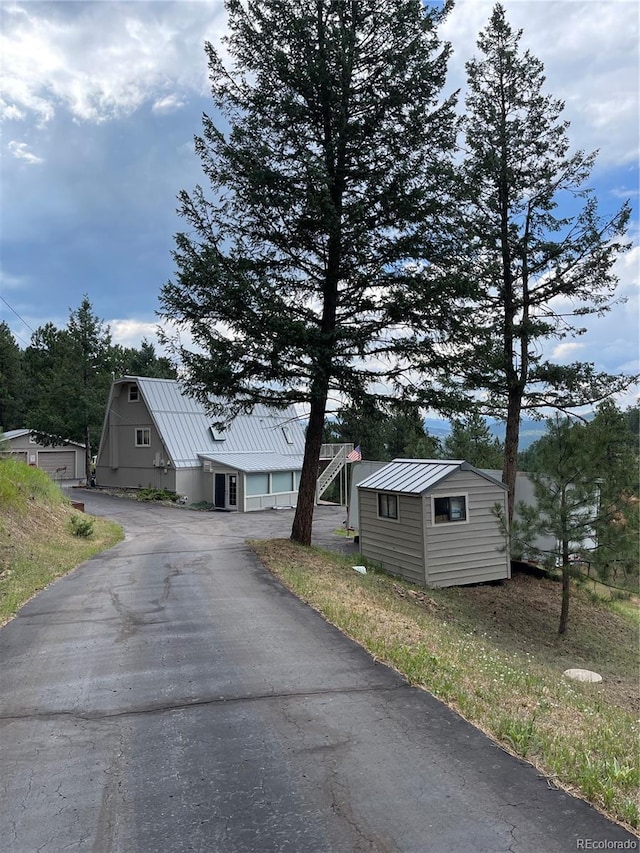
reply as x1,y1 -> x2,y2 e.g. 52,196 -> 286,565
347,445 -> 362,462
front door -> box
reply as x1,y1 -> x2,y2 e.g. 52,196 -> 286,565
214,473 -> 226,509
214,472 -> 238,510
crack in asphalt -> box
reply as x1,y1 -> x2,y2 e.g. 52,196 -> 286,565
0,681 -> 410,724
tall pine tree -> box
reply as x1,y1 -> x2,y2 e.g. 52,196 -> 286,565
0,321 -> 24,431
159,0 -> 461,544
511,416 -> 594,635
452,4 -> 632,521
23,297 -> 113,480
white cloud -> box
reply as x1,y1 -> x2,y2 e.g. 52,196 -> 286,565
551,342 -> 585,361
152,94 -> 186,114
7,140 -> 43,164
441,0 -> 639,167
0,1 -> 226,125
110,319 -> 161,349
0,102 -> 25,121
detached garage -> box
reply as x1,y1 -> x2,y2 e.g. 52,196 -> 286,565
357,459 -> 510,588
1,430 -> 85,481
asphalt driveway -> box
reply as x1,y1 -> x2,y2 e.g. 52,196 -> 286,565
0,490 -> 636,852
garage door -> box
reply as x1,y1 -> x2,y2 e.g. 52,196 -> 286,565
38,451 -> 77,480
6,451 -> 28,464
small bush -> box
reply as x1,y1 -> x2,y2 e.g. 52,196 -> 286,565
137,488 -> 179,503
69,515 -> 94,538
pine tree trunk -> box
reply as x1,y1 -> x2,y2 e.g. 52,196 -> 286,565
559,548 -> 570,635
84,425 -> 91,484
291,393 -> 327,546
559,490 -> 570,635
503,389 -> 522,524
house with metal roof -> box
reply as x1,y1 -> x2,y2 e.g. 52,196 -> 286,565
95,377 -> 308,510
1,429 -> 85,481
357,459 -> 510,587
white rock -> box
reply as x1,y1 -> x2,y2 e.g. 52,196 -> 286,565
563,668 -> 602,683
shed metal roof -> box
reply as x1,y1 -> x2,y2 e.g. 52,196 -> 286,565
357,459 -> 506,495
119,377 -> 306,469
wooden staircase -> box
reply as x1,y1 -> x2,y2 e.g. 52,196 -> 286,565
316,444 -> 353,502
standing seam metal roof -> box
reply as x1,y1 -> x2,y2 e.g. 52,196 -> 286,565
126,377 -> 306,469
356,459 -> 505,494
198,452 -> 303,473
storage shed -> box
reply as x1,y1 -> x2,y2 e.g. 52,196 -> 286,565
357,459 -> 510,588
1,429 -> 85,481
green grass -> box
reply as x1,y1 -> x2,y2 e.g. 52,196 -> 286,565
251,538 -> 639,831
0,459 -> 123,623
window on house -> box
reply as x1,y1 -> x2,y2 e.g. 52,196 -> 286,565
271,471 -> 294,493
210,425 -> 227,441
377,493 -> 398,519
246,473 -> 269,496
135,428 -> 151,447
282,426 -> 294,445
129,384 -> 139,402
433,495 -> 467,524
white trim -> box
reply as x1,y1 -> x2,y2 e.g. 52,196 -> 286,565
135,427 -> 151,447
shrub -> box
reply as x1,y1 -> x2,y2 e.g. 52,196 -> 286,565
69,515 -> 94,538
137,488 -> 179,503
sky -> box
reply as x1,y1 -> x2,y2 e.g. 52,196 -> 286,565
1,0 -> 638,407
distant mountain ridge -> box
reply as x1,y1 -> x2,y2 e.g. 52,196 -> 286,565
423,417 -> 550,451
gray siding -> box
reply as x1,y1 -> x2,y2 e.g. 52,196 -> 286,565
95,379 -> 304,511
3,432 -> 84,480
359,491 -> 425,585
175,468 -> 205,504
425,470 -> 509,587
96,384 -> 176,492
482,469 -> 557,555
348,461 -> 387,530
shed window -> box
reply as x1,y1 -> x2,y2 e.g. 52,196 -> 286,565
282,427 -> 294,445
135,428 -> 151,447
129,384 -> 139,402
433,495 -> 467,524
377,493 -> 398,520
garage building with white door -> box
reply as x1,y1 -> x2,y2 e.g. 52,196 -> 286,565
1,429 -> 85,481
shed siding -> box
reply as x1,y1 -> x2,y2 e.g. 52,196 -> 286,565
425,470 -> 509,586
359,491 -> 425,585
